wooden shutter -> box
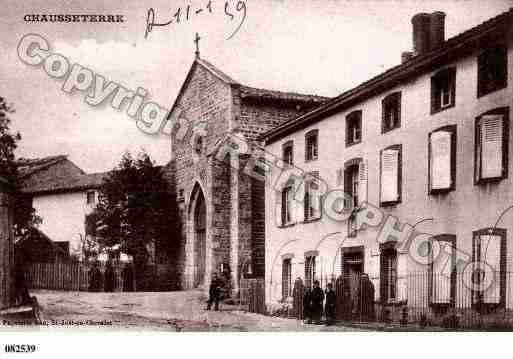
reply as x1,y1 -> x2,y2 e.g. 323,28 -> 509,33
281,189 -> 287,225
381,148 -> 399,203
294,184 -> 303,223
397,251 -> 408,302
358,160 -> 368,205
480,114 -> 503,179
430,130 -> 452,190
480,234 -> 501,303
336,168 -> 344,186
432,242 -> 453,304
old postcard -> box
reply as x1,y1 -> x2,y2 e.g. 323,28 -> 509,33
2,0 -> 513,351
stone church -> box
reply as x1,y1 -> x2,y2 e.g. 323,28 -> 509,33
164,51 -> 327,293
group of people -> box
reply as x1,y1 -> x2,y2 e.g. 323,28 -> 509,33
302,280 -> 336,324
89,261 -> 135,292
302,274 -> 375,325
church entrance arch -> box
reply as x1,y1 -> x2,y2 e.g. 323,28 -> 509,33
191,185 -> 207,287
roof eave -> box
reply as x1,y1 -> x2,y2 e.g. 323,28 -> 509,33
262,10 -> 513,145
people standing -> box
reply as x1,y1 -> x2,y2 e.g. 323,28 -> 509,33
310,280 -> 325,324
122,263 -> 135,292
207,273 -> 221,311
302,287 -> 312,324
324,282 -> 336,325
104,260 -> 116,292
358,273 -> 376,322
89,261 -> 102,292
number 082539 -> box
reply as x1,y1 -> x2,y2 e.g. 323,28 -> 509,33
4,344 -> 37,353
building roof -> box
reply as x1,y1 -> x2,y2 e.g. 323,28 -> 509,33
261,8 -> 513,144
167,57 -> 329,119
16,155 -> 107,195
21,171 -> 107,195
16,155 -> 78,178
238,85 -> 328,104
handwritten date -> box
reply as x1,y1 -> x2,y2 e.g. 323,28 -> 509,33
145,0 -> 247,40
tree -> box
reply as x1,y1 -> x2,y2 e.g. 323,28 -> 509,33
0,96 -> 40,236
92,151 -> 182,290
0,97 -> 20,182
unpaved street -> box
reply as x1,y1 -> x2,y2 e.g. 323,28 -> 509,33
26,289 -> 362,331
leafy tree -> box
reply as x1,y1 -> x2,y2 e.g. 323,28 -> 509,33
93,151 -> 182,290
0,96 -> 40,235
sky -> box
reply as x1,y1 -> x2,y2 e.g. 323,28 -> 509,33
1,0 -> 511,173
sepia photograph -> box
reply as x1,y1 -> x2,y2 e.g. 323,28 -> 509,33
1,1 -> 513,352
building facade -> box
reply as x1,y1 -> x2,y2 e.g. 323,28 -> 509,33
17,155 -> 105,256
165,57 -> 327,291
262,9 -> 513,321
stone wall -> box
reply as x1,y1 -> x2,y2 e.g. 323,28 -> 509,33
167,59 -> 326,292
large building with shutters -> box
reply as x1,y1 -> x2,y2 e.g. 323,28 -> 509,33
261,9 -> 513,320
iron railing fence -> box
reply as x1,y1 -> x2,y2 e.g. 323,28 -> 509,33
289,271 -> 513,329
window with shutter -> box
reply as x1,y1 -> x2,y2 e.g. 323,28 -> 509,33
380,245 -> 398,302
380,145 -> 402,206
475,108 -> 509,184
430,235 -> 456,306
429,125 -> 456,193
472,228 -> 506,307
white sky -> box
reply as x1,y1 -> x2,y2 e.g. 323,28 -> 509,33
1,0 -> 511,173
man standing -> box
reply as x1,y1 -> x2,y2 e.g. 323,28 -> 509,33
207,273 -> 221,311
310,280 -> 324,324
302,287 -> 312,324
324,282 -> 336,325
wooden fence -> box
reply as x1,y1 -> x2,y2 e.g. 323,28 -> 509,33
25,262 -> 130,292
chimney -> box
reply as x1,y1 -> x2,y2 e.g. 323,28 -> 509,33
412,13 -> 431,55
429,11 -> 446,50
401,51 -> 414,63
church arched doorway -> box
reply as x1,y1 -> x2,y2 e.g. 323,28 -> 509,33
193,188 -> 207,287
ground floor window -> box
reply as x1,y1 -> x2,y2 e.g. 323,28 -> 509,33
305,255 -> 316,289
380,245 -> 397,302
282,258 -> 292,300
430,234 -> 456,306
472,228 -> 506,307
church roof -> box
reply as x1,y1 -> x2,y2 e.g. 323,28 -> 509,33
238,85 -> 328,104
167,57 -> 329,118
261,8 -> 513,144
196,58 -> 239,84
